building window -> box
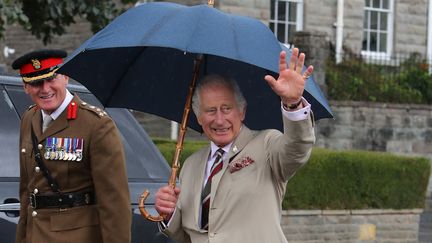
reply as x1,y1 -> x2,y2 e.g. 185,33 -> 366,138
362,0 -> 394,58
269,0 -> 303,44
135,0 -> 153,6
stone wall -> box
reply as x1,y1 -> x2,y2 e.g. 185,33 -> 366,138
314,101 -> 432,160
394,0 -> 428,55
0,21 -> 92,75
282,209 -> 423,242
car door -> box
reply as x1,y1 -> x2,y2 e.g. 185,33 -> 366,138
0,78 -> 175,243
0,83 -> 21,243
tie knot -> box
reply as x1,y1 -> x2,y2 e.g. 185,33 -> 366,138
42,115 -> 53,132
216,148 -> 224,158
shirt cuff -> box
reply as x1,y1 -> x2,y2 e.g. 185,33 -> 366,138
281,97 -> 311,121
157,209 -> 176,231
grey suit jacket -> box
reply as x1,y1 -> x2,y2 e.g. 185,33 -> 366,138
165,114 -> 315,243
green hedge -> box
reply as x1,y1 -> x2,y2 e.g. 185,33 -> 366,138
153,139 -> 431,210
152,138 -> 208,164
285,148 -> 430,210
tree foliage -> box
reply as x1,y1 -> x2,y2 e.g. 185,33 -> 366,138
0,0 -> 135,44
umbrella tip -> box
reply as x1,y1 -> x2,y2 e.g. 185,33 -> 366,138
207,0 -> 214,7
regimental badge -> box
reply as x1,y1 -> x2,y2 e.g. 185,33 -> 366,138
31,59 -> 41,70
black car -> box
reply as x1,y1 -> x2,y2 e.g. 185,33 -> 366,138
0,75 -> 175,243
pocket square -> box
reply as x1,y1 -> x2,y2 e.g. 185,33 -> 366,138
229,156 -> 254,173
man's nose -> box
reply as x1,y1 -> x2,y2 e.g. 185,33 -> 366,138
214,110 -> 225,124
40,80 -> 50,90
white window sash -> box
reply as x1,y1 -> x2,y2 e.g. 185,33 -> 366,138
362,0 -> 394,59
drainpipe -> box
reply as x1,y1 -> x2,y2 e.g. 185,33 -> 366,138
170,121 -> 178,140
428,0 -> 432,73
335,0 -> 344,64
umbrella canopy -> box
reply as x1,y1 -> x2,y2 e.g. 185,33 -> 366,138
58,2 -> 332,132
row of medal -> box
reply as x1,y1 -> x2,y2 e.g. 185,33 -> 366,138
44,137 -> 84,161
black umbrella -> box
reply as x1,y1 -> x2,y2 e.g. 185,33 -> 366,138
58,1 -> 332,221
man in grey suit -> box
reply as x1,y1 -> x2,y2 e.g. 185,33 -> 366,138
155,48 -> 316,243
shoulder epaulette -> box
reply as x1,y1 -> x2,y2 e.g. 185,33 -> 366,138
79,101 -> 108,118
27,104 -> 36,110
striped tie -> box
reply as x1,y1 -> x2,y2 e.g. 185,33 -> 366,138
201,148 -> 224,230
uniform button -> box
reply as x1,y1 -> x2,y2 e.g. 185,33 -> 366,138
89,105 -> 95,109
33,188 -> 38,194
32,211 -> 37,217
82,102 -> 87,106
35,167 -> 40,173
21,148 -> 26,153
37,144 -> 43,150
209,233 -> 215,238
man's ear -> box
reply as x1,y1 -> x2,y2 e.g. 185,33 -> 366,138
240,106 -> 246,121
23,83 -> 29,94
59,74 -> 69,84
197,114 -> 203,126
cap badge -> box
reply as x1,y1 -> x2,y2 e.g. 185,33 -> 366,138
31,59 -> 41,70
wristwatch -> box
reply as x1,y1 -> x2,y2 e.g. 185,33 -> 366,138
284,99 -> 302,110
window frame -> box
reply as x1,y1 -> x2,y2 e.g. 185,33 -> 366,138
269,0 -> 304,44
361,0 -> 394,60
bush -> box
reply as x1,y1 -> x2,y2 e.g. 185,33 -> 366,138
152,138 -> 208,165
153,139 -> 431,210
326,54 -> 431,104
284,148 -> 431,209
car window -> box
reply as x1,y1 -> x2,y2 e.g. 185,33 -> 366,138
4,85 -> 33,117
107,108 -> 170,180
0,86 -> 20,178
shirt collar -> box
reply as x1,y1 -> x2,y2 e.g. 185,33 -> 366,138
41,90 -> 73,120
209,141 -> 232,158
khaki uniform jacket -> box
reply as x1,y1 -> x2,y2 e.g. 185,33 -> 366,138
16,95 -> 131,243
165,115 -> 315,243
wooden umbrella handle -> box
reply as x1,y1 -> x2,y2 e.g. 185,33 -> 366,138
138,166 -> 178,222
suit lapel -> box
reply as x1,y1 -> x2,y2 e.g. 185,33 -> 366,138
41,111 -> 69,141
209,126 -> 255,206
30,109 -> 43,139
194,147 -> 211,228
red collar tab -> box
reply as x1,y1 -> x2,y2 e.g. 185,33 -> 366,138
19,57 -> 63,75
67,102 -> 77,120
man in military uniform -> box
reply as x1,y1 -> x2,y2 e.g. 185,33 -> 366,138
12,49 -> 131,243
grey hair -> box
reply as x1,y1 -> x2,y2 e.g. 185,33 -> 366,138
192,74 -> 247,117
